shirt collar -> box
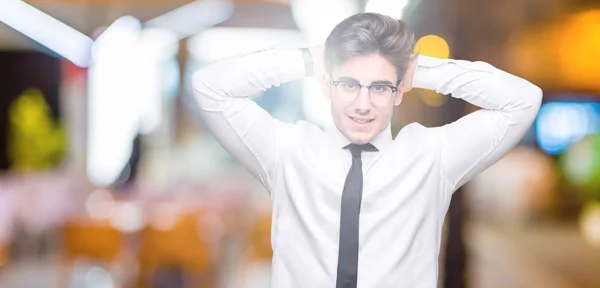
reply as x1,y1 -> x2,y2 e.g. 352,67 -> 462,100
325,122 -> 393,152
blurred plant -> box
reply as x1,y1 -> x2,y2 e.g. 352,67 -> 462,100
7,88 -> 66,171
559,133 -> 600,202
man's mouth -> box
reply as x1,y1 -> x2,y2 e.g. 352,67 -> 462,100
349,117 -> 374,124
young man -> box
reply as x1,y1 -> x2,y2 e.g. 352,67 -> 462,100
192,12 -> 542,288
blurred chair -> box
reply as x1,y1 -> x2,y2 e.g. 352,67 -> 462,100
59,220 -> 125,286
136,212 -> 215,288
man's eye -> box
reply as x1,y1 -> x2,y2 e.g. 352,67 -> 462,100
372,85 -> 387,92
342,82 -> 358,90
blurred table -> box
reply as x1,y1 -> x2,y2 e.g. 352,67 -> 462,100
466,221 -> 600,288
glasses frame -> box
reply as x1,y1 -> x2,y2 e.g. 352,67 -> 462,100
330,79 -> 399,105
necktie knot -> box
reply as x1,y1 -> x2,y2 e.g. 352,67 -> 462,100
344,143 -> 378,158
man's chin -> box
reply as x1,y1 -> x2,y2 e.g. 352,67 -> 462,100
347,133 -> 374,145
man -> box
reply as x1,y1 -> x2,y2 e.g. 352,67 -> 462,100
192,12 -> 542,288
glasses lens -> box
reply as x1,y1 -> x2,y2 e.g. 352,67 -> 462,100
334,81 -> 360,102
332,81 -> 395,105
369,85 -> 393,105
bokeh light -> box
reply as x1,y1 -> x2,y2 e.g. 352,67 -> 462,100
580,201 -> 600,248
536,101 -> 600,155
560,134 -> 600,200
557,10 -> 600,91
85,189 -> 116,220
414,34 -> 450,59
418,89 -> 447,107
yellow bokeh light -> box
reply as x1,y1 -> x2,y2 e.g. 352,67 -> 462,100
508,9 -> 600,92
419,89 -> 447,107
557,9 -> 600,89
414,34 -> 450,59
404,35 -> 450,94
7,88 -> 66,171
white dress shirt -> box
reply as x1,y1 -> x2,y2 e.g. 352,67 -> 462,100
191,49 -> 542,288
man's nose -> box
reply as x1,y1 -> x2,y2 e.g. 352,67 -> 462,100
354,87 -> 371,114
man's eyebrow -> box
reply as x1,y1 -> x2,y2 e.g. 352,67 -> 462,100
370,80 -> 395,86
334,77 -> 395,86
334,77 -> 359,82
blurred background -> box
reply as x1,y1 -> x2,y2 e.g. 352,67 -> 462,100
0,0 -> 600,287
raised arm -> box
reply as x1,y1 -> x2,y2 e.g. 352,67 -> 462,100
410,55 -> 543,195
191,49 -> 308,192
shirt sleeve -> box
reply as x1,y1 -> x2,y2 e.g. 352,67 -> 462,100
412,55 -> 543,195
191,49 -> 306,192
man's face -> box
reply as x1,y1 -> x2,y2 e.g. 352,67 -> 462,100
322,54 -> 403,144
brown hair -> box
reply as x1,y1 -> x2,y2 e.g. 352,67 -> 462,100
325,12 -> 415,84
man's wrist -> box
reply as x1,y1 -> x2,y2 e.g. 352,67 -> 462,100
411,54 -> 447,90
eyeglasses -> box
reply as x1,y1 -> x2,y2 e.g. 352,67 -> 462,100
331,80 -> 398,106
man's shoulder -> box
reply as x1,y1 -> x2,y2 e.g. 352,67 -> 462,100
281,120 -> 328,145
293,120 -> 325,134
396,122 -> 445,146
398,122 -> 443,136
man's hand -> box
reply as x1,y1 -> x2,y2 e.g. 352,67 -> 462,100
399,54 -> 418,93
309,44 -> 326,79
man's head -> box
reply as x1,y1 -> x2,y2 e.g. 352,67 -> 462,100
322,13 -> 415,144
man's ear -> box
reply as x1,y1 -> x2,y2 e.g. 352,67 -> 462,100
394,91 -> 404,106
394,80 -> 404,106
321,73 -> 331,99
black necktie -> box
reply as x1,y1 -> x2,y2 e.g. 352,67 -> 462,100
336,143 -> 378,288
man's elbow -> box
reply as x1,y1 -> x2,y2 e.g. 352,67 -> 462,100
521,83 -> 543,122
528,83 -> 543,109
190,68 -> 222,109
191,69 -> 211,94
